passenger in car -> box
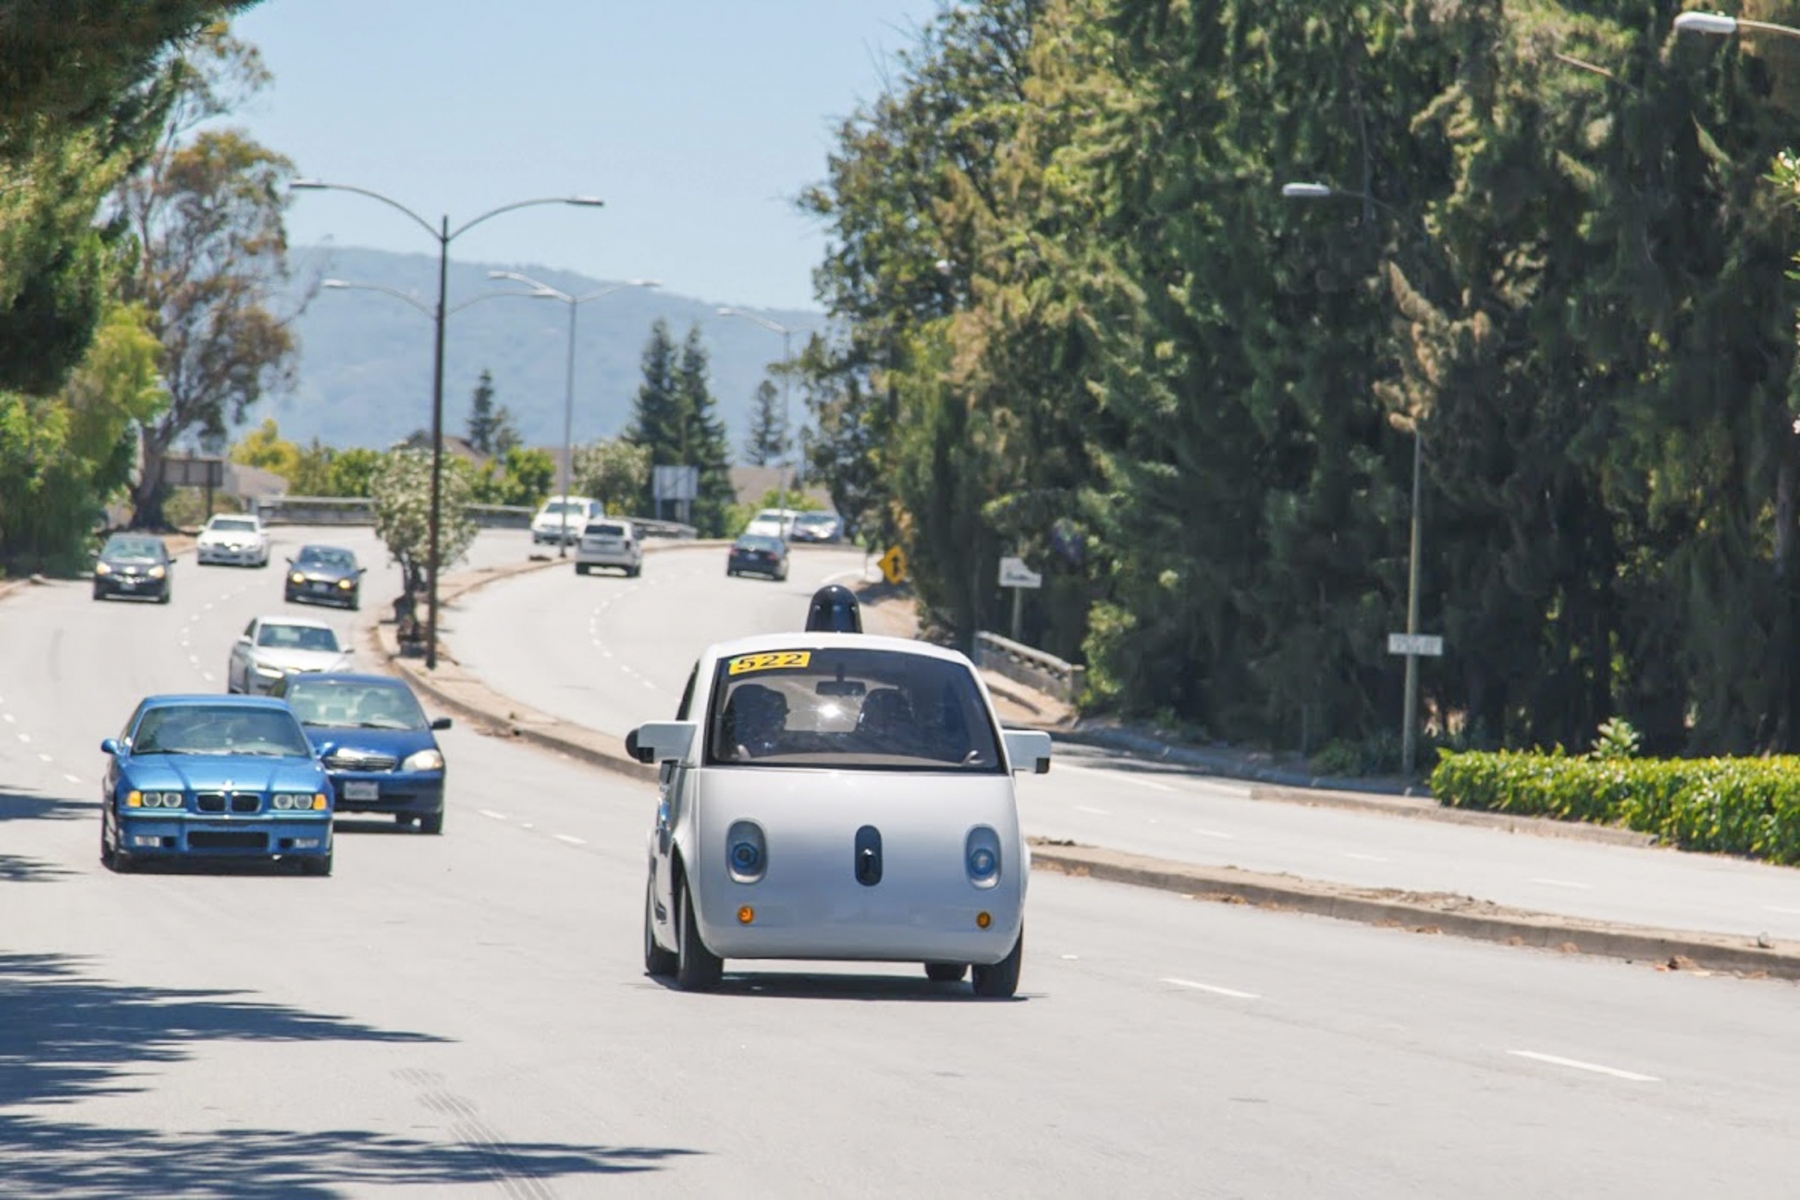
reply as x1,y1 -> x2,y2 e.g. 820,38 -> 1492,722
722,684 -> 789,760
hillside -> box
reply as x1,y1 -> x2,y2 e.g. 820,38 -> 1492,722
266,245 -> 823,456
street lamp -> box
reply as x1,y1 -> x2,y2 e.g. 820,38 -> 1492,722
293,180 -> 603,669
1673,10 -> 1800,37
485,270 -> 659,554
716,307 -> 804,508
1281,178 -> 1429,778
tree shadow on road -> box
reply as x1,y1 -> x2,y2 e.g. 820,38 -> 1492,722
0,952 -> 697,1196
0,784 -> 95,826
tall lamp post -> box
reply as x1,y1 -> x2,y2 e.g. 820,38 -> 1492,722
486,270 -> 659,553
716,307 -> 802,508
292,180 -> 603,669
1282,179 -> 1429,778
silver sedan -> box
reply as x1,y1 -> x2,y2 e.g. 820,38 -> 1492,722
226,615 -> 355,695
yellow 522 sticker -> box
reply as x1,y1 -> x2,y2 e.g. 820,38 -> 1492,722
728,651 -> 812,676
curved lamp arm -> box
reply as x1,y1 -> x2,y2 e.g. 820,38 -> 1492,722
292,180 -> 438,241
450,196 -> 604,243
716,306 -> 800,337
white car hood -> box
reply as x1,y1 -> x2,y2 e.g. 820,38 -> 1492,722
251,646 -> 350,673
200,530 -> 262,546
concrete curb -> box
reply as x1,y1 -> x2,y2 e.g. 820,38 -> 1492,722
1031,841 -> 1800,982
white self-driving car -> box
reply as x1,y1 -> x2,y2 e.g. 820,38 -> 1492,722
630,632 -> 1051,996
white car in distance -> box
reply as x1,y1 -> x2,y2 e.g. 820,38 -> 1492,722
740,507 -> 800,540
631,632 -> 1051,996
574,519 -> 644,577
227,615 -> 355,695
195,513 -> 271,567
531,495 -> 601,546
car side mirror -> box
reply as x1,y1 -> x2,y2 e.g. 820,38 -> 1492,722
100,737 -> 120,756
1003,730 -> 1053,775
315,741 -> 337,761
627,721 -> 696,765
430,716 -> 452,731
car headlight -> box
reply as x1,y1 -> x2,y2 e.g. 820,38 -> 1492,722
148,565 -> 166,579
290,572 -> 305,584
127,790 -> 183,809
95,562 -> 112,576
401,748 -> 444,772
254,664 -> 284,676
272,793 -> 327,811
966,827 -> 1002,887
336,578 -> 354,589
726,819 -> 767,883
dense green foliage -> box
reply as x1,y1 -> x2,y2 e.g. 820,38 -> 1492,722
368,447 -> 477,600
804,0 -> 1800,755
1432,749 -> 1800,865
623,320 -> 735,535
570,438 -> 652,517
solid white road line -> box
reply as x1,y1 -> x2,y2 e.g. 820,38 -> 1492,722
1530,878 -> 1595,890
1765,906 -> 1800,916
1507,1050 -> 1658,1083
554,834 -> 587,846
1162,977 -> 1260,1000
479,810 -> 509,821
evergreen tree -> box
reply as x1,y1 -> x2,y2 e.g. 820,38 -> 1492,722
465,369 -> 499,453
672,324 -> 737,537
624,318 -> 682,516
744,378 -> 788,466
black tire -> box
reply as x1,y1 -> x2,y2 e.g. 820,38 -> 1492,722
726,567 -> 736,577
301,852 -> 333,877
92,587 -> 105,601
644,879 -> 677,977
575,563 -> 589,576
348,594 -> 360,612
971,926 -> 1023,998
675,880 -> 722,991
157,588 -> 171,605
627,565 -> 641,578
925,962 -> 967,983
418,810 -> 444,836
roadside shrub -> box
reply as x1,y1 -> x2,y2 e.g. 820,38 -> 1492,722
1431,751 -> 1800,865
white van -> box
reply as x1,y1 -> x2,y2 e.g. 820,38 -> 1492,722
531,495 -> 601,546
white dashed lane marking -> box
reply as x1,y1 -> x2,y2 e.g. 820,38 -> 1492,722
553,834 -> 586,846
64,774 -> 81,785
1507,1051 -> 1658,1083
1343,852 -> 1389,862
16,733 -> 29,744
1192,829 -> 1237,840
36,753 -> 51,763
480,810 -> 508,821
1163,978 -> 1260,1000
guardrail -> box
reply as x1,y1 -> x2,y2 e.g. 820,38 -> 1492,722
972,630 -> 1086,705
628,517 -> 697,539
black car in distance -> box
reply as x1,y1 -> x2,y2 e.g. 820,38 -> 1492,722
284,544 -> 365,610
727,534 -> 790,582
92,533 -> 173,603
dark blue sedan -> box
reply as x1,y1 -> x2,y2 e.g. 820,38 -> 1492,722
271,673 -> 451,834
100,695 -> 336,875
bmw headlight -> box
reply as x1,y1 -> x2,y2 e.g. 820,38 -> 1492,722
272,793 -> 322,810
401,748 -> 444,772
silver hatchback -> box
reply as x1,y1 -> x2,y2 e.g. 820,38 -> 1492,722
574,520 -> 644,577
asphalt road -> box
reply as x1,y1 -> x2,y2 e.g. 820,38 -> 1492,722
453,542 -> 1800,944
3,527 -> 1797,1198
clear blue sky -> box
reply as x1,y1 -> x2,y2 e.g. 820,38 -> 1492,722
229,0 -> 941,314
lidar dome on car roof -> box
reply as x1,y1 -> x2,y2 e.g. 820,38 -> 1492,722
805,584 -> 862,633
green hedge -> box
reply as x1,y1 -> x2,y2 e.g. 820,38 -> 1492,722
1430,751 -> 1800,866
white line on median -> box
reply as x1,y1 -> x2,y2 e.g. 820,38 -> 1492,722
479,810 -> 508,821
1163,977 -> 1260,1000
554,834 -> 587,846
1530,878 -> 1595,890
1507,1050 -> 1658,1082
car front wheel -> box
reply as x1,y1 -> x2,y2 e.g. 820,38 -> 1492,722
925,962 -> 967,983
971,926 -> 1023,998
418,810 -> 443,835
675,880 -> 722,991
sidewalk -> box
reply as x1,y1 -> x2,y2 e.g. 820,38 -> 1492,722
365,550 -> 1800,983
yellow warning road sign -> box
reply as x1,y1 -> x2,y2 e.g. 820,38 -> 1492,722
878,545 -> 909,585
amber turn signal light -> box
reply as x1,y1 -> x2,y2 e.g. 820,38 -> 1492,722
976,911 -> 992,929
738,906 -> 756,925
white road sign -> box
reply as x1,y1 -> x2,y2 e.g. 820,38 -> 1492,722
1387,633 -> 1444,657
999,557 -> 1043,589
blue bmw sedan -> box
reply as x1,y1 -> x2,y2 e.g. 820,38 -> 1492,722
271,673 -> 451,834
100,695 -> 335,874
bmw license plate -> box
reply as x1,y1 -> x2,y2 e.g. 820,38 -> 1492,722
342,781 -> 379,801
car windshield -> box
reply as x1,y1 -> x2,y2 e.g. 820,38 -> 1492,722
131,704 -> 312,758
544,501 -> 587,516
795,514 -> 834,528
706,647 -> 1002,772
284,680 -> 427,730
736,536 -> 783,553
256,623 -> 341,652
297,547 -> 354,569
209,518 -> 257,533
103,537 -> 161,559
